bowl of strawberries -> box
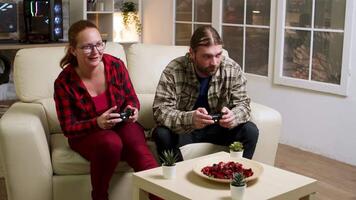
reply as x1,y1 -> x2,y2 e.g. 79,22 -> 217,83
193,157 -> 263,183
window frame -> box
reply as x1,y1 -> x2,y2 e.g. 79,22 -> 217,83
274,0 -> 354,96
219,0 -> 274,78
173,0 -> 213,45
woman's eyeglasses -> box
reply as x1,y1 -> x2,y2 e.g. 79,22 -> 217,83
78,41 -> 106,54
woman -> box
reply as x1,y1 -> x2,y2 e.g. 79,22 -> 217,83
54,20 -> 160,200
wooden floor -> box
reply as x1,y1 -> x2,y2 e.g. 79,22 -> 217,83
275,144 -> 356,200
0,143 -> 355,200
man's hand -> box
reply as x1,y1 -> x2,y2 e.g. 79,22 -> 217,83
219,107 -> 237,129
125,105 -> 139,123
97,106 -> 122,129
192,107 -> 214,129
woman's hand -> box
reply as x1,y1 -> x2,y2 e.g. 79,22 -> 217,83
125,105 -> 139,123
97,106 -> 122,129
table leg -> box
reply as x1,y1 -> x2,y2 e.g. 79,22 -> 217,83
133,186 -> 147,200
300,192 -> 316,200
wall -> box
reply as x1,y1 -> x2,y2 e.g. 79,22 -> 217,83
142,0 -> 356,166
246,76 -> 356,166
0,156 -> 3,177
142,0 -> 173,45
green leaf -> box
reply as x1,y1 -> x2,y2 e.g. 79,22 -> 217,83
160,150 -> 178,166
231,172 -> 246,187
229,141 -> 244,152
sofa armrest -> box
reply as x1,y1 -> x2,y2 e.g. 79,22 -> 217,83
250,102 -> 282,165
0,102 -> 52,200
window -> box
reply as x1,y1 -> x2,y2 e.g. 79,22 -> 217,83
173,0 -> 353,95
174,0 -> 272,77
174,0 -> 213,45
221,0 -> 271,76
274,0 -> 353,95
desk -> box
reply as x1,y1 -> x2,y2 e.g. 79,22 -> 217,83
132,152 -> 317,200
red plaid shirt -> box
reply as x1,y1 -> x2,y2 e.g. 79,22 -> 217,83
54,54 -> 139,138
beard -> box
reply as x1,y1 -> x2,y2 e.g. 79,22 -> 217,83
194,62 -> 219,77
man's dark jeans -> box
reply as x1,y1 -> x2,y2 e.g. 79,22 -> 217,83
153,121 -> 259,162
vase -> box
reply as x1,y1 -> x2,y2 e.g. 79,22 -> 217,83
230,150 -> 243,158
96,2 -> 105,11
230,184 -> 246,200
162,165 -> 176,179
87,0 -> 97,11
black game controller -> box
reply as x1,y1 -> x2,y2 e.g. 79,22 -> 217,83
210,113 -> 222,123
119,108 -> 134,121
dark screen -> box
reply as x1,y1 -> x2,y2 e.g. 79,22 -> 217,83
0,3 -> 17,33
24,0 -> 50,34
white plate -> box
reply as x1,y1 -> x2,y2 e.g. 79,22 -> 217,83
193,157 -> 263,183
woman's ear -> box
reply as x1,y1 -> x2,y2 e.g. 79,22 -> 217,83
70,47 -> 76,57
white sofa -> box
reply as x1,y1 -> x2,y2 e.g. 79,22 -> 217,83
0,43 -> 281,200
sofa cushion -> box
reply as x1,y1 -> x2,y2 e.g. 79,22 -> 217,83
179,143 -> 228,160
35,95 -> 157,135
14,42 -> 127,103
14,46 -> 64,102
51,133 -> 158,175
126,44 -> 189,94
126,44 -> 189,130
136,93 -> 156,130
51,133 -> 132,175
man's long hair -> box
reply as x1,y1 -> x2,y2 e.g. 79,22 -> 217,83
190,26 -> 223,52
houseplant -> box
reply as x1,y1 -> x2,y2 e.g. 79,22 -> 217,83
229,141 -> 244,158
120,1 -> 141,35
160,150 -> 178,179
230,172 -> 246,200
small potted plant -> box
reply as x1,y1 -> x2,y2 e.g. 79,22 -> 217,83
229,141 -> 244,158
160,150 -> 178,179
230,172 -> 246,200
120,1 -> 142,35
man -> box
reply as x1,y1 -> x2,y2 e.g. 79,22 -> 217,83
152,26 -> 258,161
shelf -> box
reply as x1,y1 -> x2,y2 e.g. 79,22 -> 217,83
69,0 -> 142,42
86,11 -> 113,14
0,42 -> 67,50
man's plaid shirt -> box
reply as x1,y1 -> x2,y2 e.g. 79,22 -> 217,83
153,53 -> 251,134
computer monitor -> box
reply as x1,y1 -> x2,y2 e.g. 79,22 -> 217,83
0,3 -> 17,33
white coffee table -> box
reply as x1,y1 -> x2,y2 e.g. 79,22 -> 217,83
132,152 -> 317,200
